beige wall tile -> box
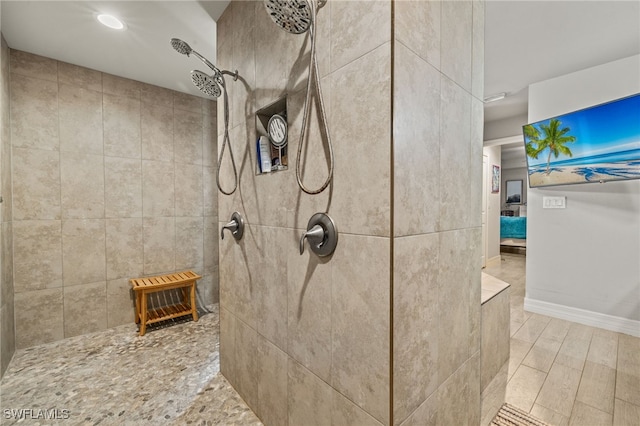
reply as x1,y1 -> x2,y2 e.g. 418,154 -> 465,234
393,44 -> 441,237
58,84 -> 103,154
220,307 -> 236,384
505,364 -> 547,412
330,44 -> 391,237
202,104 -> 217,168
10,49 -> 57,81
395,0 -> 441,69
438,229 -> 474,382
141,83 -> 173,108
60,151 -> 105,219
441,0 -> 472,92
64,282 -> 107,338
103,94 -> 141,158
287,233 -> 332,381
1,223 -> 14,303
1,302 -> 16,376
14,288 -> 63,349
471,0 -> 485,100
536,362 -> 582,417
142,217 -> 175,274
481,362 -> 508,426
331,234 -> 390,423
439,76 -> 471,231
62,219 -> 106,286
235,319 -> 259,411
12,147 -> 60,220
175,217 -> 204,272
229,2 -> 256,130
103,73 -> 141,99
331,0 -> 390,72
13,219 -> 62,292
174,109 -> 203,165
257,335 -> 288,426
203,217 -> 219,276
106,278 -> 135,328
288,359 -> 332,426
174,91 -> 202,114
57,61 -> 102,92
141,103 -> 174,162
436,353 -> 480,426
142,159 -> 175,217
219,224 -> 258,328
203,166 -> 217,217
400,391 -> 437,426
332,390 -> 383,426
469,97 -> 484,228
254,227 -> 287,351
481,288 -> 510,391
175,164 -> 203,217
106,218 -> 143,280
393,234 -> 440,424
104,156 -> 142,218
10,73 -> 59,150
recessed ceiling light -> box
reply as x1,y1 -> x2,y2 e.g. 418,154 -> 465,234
97,14 -> 125,30
484,92 -> 507,103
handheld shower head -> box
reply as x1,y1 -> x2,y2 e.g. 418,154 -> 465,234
264,0 -> 311,34
191,70 -> 222,98
171,38 -> 192,56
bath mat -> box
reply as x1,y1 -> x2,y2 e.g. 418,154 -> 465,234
490,403 -> 549,426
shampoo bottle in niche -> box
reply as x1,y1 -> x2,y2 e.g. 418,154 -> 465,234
259,136 -> 272,173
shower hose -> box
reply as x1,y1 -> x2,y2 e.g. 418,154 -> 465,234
296,0 -> 334,195
216,76 -> 238,196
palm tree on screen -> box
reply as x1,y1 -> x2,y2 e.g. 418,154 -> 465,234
523,119 -> 576,175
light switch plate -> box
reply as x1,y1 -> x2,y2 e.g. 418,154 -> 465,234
543,196 -> 566,209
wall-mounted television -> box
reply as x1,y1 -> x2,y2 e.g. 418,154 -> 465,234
522,93 -> 640,188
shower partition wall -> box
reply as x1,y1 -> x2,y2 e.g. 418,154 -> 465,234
217,1 -> 484,425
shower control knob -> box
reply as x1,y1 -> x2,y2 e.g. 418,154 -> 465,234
299,213 -> 337,257
221,212 -> 245,241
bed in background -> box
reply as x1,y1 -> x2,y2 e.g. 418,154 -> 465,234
500,216 -> 527,239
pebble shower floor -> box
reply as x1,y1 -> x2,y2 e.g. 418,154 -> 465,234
0,305 -> 262,426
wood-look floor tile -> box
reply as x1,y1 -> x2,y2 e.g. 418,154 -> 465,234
505,364 -> 547,412
535,363 -> 582,417
576,361 -> 616,414
570,401 -> 613,426
531,403 -> 569,426
613,398 -> 640,426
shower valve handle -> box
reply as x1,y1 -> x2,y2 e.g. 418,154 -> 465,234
299,225 -> 325,255
221,212 -> 244,241
299,213 -> 338,257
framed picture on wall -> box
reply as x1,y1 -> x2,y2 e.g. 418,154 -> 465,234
492,165 -> 500,193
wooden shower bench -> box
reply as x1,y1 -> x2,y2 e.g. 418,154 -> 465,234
129,270 -> 201,336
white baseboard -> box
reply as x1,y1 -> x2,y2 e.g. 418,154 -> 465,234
524,298 -> 640,337
486,255 -> 502,268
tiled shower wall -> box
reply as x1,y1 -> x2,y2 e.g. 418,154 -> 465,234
1,30 -> 16,377
392,1 -> 484,425
217,1 -> 483,426
8,50 -> 218,349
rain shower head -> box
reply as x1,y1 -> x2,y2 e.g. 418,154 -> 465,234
171,38 -> 192,56
264,0 -> 312,34
191,70 -> 222,98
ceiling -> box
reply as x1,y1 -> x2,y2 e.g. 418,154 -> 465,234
1,0 -> 639,126
1,1 -> 230,99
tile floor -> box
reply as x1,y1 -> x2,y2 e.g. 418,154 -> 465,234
2,255 -> 637,426
483,253 -> 640,426
0,305 -> 262,426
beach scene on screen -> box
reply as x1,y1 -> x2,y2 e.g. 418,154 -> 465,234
523,94 -> 640,188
